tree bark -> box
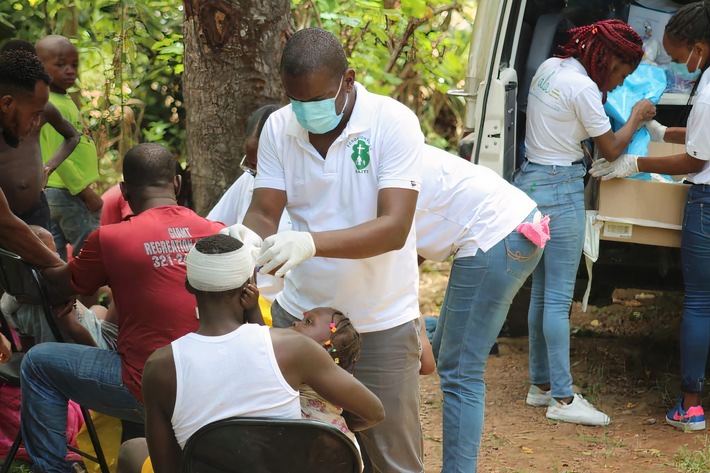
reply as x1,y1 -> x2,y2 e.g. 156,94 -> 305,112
182,0 -> 291,215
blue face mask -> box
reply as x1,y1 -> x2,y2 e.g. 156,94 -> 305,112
668,50 -> 702,82
290,77 -> 348,134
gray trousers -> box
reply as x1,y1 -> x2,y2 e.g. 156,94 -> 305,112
271,300 -> 424,473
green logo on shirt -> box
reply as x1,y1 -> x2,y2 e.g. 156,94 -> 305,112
350,139 -> 371,172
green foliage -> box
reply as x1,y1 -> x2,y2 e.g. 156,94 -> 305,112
0,0 -> 475,191
292,0 -> 475,152
675,439 -> 710,473
0,0 -> 184,191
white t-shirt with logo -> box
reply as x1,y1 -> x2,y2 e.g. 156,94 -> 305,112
255,82 -> 423,333
526,57 -> 611,165
416,145 -> 537,261
686,69 -> 710,184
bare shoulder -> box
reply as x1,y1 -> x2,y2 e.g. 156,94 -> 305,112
42,101 -> 61,124
143,345 -> 175,384
269,328 -> 324,365
269,327 -> 314,351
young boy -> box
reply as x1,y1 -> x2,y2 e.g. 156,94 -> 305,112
36,35 -> 102,260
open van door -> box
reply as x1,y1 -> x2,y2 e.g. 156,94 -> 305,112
450,0 -> 525,182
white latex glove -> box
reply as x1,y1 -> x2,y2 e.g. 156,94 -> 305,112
589,154 -> 639,181
219,223 -> 263,250
645,119 -> 667,143
256,231 -> 316,278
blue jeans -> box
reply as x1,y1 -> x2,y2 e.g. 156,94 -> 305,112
680,185 -> 710,394
513,160 -> 586,400
21,343 -> 144,473
432,210 -> 542,473
45,187 -> 100,261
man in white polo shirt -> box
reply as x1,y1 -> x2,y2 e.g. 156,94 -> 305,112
228,28 -> 424,472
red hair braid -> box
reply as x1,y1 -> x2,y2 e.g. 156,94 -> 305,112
557,19 -> 644,102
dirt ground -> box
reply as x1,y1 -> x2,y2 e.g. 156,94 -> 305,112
418,261 -> 710,473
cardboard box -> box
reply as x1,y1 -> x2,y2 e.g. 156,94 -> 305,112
596,142 -> 689,248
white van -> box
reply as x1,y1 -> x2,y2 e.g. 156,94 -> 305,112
454,0 -> 693,327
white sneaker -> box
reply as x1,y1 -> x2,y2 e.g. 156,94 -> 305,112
526,384 -> 583,407
546,393 -> 611,426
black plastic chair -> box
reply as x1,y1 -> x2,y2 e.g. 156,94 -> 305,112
181,417 -> 361,473
0,247 -> 109,473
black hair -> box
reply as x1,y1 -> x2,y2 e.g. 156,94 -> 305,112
122,143 -> 177,189
324,311 -> 361,372
0,39 -> 37,55
194,233 -> 244,254
246,104 -> 280,139
665,1 -> 710,47
280,28 -> 348,78
0,49 -> 51,93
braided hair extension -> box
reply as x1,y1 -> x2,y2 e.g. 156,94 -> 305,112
557,19 -> 643,102
665,1 -> 710,50
322,311 -> 361,373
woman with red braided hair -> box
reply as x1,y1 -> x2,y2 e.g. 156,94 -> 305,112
514,19 -> 656,427
591,2 -> 710,431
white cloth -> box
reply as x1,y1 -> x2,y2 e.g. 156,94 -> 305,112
582,210 -> 604,313
686,69 -> 710,184
255,82 -> 424,333
415,145 -> 536,261
207,172 -> 255,226
171,324 -> 300,449
525,58 -> 612,165
207,172 -> 292,303
185,242 -> 255,292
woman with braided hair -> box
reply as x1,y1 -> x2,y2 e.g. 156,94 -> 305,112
514,19 -> 656,427
591,2 -> 710,431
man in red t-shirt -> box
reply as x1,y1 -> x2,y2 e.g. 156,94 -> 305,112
20,143 -> 225,473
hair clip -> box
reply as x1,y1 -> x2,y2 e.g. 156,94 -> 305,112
334,358 -> 340,365
329,322 -> 337,333
331,348 -> 337,353
592,27 -> 598,34
324,340 -> 331,346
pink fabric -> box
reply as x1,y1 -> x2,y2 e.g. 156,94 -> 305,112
0,385 -> 83,462
516,215 -> 551,248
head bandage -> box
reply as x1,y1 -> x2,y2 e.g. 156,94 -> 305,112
186,242 -> 256,292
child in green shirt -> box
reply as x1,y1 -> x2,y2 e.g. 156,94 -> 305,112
36,35 -> 102,260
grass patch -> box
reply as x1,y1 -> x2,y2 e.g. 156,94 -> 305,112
674,436 -> 710,473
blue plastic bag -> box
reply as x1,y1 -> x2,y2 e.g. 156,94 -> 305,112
603,63 -> 667,156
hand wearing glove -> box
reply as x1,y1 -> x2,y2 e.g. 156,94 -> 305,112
589,154 -> 639,181
256,231 -> 316,278
645,119 -> 667,143
219,223 -> 263,249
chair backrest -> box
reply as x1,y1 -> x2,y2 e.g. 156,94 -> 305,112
181,417 -> 361,473
0,247 -> 62,342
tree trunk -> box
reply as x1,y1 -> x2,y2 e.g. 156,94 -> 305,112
182,0 -> 291,215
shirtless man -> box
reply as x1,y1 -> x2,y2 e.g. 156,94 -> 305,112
0,48 -> 64,267
0,40 -> 79,231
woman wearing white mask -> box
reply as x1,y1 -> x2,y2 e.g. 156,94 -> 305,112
591,0 -> 710,432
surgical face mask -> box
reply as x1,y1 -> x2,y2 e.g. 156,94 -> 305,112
668,49 -> 702,82
290,76 -> 348,134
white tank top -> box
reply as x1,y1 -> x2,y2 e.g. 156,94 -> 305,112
170,324 -> 300,448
